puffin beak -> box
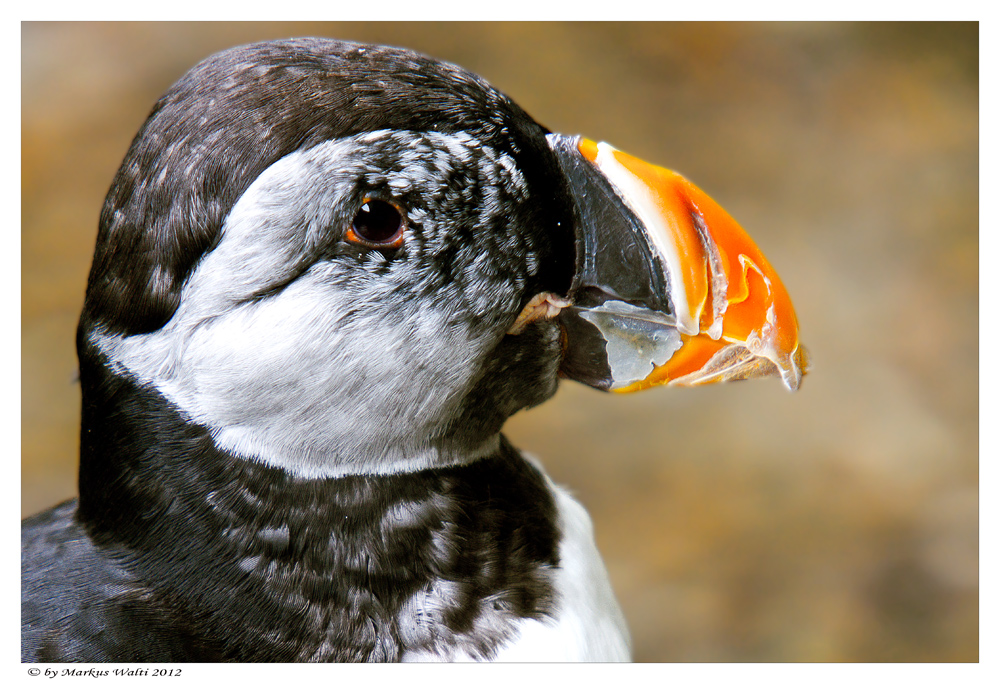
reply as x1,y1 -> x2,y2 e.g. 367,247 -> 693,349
546,134 -> 809,392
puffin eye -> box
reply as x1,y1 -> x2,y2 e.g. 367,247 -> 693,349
346,199 -> 406,248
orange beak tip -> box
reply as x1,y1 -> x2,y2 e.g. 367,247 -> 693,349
548,133 -> 809,397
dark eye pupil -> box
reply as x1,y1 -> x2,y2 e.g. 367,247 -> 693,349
353,200 -> 403,244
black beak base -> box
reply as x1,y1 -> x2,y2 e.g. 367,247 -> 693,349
546,134 -> 683,392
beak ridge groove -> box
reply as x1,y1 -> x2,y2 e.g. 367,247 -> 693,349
548,134 -> 808,393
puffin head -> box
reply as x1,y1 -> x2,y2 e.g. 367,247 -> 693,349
79,38 -> 807,480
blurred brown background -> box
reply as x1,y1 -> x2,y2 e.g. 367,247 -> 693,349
21,22 -> 978,662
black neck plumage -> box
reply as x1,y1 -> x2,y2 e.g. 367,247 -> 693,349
73,345 -> 560,662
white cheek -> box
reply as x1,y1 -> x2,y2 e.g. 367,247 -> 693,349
97,271 -> 493,477
178,278 -> 351,422
165,272 -> 484,468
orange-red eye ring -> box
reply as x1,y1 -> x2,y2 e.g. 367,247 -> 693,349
345,197 -> 406,249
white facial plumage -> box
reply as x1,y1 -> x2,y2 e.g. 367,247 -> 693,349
93,130 -> 534,478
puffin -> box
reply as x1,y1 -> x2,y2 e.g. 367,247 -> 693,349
21,38 -> 807,663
